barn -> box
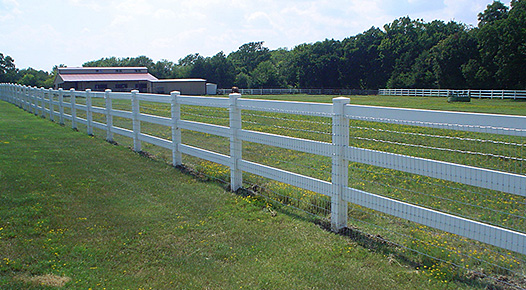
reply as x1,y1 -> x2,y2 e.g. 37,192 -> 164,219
53,67 -> 157,93
54,67 -> 210,95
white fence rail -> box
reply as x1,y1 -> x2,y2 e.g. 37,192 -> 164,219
1,83 -> 525,257
379,88 -> 526,99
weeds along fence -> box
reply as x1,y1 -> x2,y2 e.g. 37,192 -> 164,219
2,83 -> 526,286
379,88 -> 526,99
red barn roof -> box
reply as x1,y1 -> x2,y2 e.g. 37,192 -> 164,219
54,67 -> 159,87
58,73 -> 158,82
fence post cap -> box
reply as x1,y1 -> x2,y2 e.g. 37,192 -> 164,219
332,97 -> 350,104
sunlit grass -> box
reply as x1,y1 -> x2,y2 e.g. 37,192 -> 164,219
14,93 -> 526,288
1,100 -> 488,289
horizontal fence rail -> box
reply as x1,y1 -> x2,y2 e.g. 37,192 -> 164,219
1,83 -> 525,280
379,88 -> 526,99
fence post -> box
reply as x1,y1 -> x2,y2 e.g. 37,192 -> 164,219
105,89 -> 113,142
12,84 -> 16,106
229,92 -> 243,191
26,86 -> 30,113
19,85 -> 23,107
331,97 -> 350,231
9,84 -> 13,103
13,85 -> 17,107
9,84 -> 14,105
14,85 -> 19,107
39,87 -> 45,117
23,86 -> 28,111
131,90 -> 141,152
86,89 -> 93,135
71,89 -> 77,130
16,85 -> 20,104
58,88 -> 64,125
170,91 -> 182,166
49,89 -> 55,122
30,87 -> 35,114
20,86 -> 25,110
30,87 -> 35,115
10,84 -> 14,104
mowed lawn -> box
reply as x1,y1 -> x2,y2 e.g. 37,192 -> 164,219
0,100 -> 485,289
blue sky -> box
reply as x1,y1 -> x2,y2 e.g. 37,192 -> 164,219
0,0 -> 510,72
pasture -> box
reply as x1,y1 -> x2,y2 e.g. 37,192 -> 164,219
1,93 -> 525,289
75,93 -> 526,288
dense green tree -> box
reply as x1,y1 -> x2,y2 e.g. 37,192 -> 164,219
150,59 -> 176,79
207,52 -> 236,88
0,53 -> 17,83
228,41 -> 271,74
379,17 -> 426,88
234,72 -> 251,88
379,18 -> 466,88
478,0 -> 509,28
251,60 -> 284,88
176,53 -> 200,78
82,56 -> 155,69
492,0 -> 526,88
341,27 -> 385,89
126,55 -> 155,68
476,0 -> 526,88
430,31 -> 479,88
188,54 -> 209,80
16,68 -> 53,88
310,39 -> 343,88
283,43 -> 315,88
82,56 -> 121,67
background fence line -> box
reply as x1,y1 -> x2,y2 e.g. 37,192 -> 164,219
379,88 -> 526,99
217,88 -> 378,95
2,83 -> 526,284
216,87 -> 526,99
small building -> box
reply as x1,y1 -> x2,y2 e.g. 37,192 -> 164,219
206,83 -> 218,95
148,79 -> 207,95
54,67 -> 158,92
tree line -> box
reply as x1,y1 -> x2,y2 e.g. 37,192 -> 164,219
2,0 -> 525,90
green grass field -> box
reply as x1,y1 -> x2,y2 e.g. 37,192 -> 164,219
2,94 -> 525,289
242,94 -> 526,116
0,100 -> 491,289
71,94 -> 525,288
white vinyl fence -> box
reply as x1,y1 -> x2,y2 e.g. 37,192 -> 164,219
379,88 -> 526,99
1,84 -> 525,263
